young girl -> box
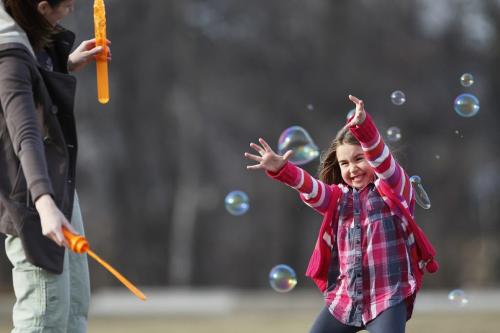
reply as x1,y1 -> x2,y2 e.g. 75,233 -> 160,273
0,1 -> 109,331
245,95 -> 423,333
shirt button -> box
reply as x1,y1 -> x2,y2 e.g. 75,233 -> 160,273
357,273 -> 361,278
356,225 -> 361,229
356,239 -> 360,244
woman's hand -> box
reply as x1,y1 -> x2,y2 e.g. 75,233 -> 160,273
346,94 -> 366,126
68,38 -> 112,72
35,194 -> 77,247
244,138 -> 293,173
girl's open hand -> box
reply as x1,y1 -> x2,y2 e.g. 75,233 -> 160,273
244,138 -> 293,173
346,94 -> 366,126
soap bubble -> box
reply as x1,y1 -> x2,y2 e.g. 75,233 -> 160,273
460,73 -> 474,87
269,264 -> 297,293
454,129 -> 464,139
306,104 -> 314,111
435,154 -> 441,160
448,289 -> 469,307
391,90 -> 406,106
278,126 -> 319,165
410,175 -> 431,209
346,108 -> 356,120
224,191 -> 249,216
386,127 -> 402,142
454,93 -> 480,118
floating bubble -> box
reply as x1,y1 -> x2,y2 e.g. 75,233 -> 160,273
278,126 -> 319,165
454,129 -> 464,139
269,264 -> 297,293
454,93 -> 480,118
346,108 -> 356,120
391,90 -> 406,106
460,73 -> 474,87
386,127 -> 402,142
224,190 -> 249,216
448,289 -> 469,307
435,154 -> 441,160
307,104 -> 314,111
410,175 -> 431,209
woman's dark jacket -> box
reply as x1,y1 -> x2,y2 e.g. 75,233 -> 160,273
0,29 -> 78,274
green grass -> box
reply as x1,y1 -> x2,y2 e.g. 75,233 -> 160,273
2,311 -> 500,333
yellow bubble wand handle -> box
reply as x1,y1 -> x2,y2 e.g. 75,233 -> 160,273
62,227 -> 146,301
94,0 -> 109,104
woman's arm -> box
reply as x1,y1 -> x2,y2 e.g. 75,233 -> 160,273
0,53 -> 75,246
0,54 -> 53,201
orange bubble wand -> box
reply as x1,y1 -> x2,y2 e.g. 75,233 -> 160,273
94,0 -> 109,104
63,227 -> 146,301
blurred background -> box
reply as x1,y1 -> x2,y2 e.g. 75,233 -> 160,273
1,0 -> 500,331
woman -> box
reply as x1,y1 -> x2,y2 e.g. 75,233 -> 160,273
0,1 -> 108,331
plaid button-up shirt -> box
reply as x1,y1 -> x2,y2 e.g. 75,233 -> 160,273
268,112 -> 417,327
325,183 -> 416,326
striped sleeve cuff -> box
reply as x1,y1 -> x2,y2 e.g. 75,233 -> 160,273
349,112 -> 378,144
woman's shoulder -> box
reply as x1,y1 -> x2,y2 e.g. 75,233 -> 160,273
0,43 -> 37,64
0,43 -> 38,68
0,44 -> 40,88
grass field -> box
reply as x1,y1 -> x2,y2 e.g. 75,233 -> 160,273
2,311 -> 500,332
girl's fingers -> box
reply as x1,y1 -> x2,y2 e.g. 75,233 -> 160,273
282,150 -> 293,161
244,152 -> 262,162
246,164 -> 263,170
249,142 -> 265,154
258,138 -> 272,152
348,94 -> 360,104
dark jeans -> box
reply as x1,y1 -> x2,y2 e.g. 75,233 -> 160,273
309,301 -> 407,333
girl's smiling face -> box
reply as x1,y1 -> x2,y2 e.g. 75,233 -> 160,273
336,143 -> 375,189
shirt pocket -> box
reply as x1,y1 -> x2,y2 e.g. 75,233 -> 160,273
367,196 -> 386,223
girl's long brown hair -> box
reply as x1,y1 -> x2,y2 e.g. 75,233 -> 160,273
318,126 -> 361,185
2,0 -> 63,50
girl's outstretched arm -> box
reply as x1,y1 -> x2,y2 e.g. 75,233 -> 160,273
245,138 -> 335,215
347,95 -> 414,209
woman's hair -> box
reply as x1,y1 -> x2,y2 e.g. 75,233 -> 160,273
318,126 -> 361,185
2,0 -> 64,50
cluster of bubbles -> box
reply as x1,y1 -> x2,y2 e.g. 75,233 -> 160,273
448,289 -> 469,307
277,126 -> 319,166
224,190 -> 249,216
269,264 -> 297,293
454,73 -> 480,118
